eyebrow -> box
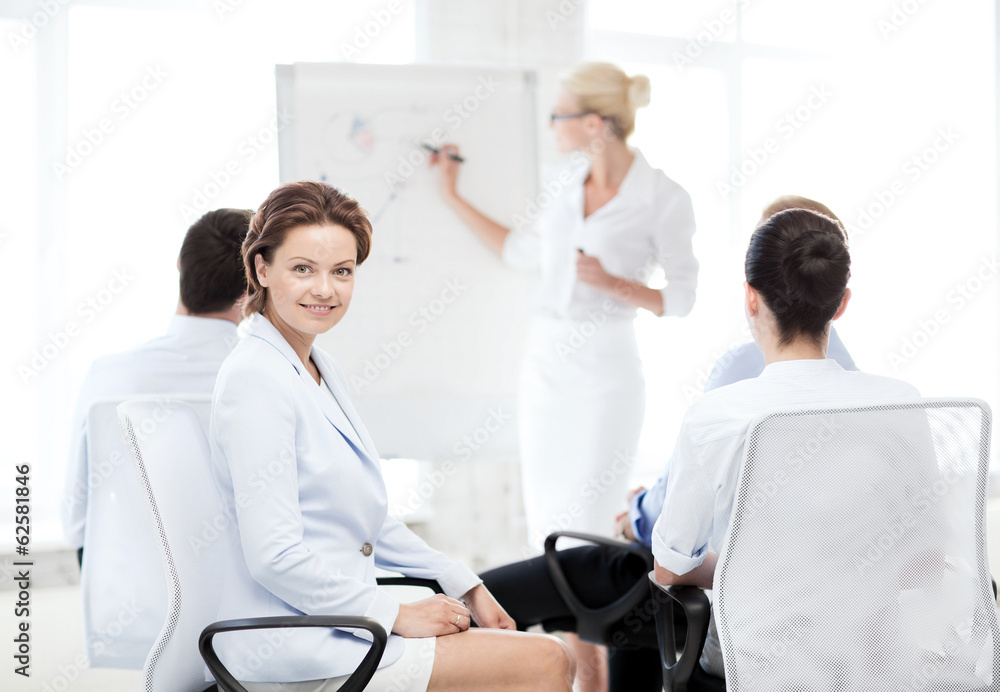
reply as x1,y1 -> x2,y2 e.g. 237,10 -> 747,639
287,257 -> 356,266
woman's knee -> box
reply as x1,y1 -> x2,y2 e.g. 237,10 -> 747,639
535,634 -> 576,688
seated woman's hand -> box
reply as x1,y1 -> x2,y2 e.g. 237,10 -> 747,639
613,510 -> 636,542
393,593 -> 472,638
461,583 -> 516,630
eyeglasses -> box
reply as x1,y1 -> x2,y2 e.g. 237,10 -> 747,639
549,111 -> 600,123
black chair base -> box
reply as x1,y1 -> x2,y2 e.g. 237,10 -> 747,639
544,531 -> 655,644
690,663 -> 726,692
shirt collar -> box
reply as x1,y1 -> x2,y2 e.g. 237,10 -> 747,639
571,147 -> 656,209
166,314 -> 239,338
760,358 -> 846,378
617,148 -> 656,206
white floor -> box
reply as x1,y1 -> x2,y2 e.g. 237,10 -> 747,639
0,584 -> 142,692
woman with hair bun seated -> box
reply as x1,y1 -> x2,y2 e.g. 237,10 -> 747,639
209,180 -> 575,692
651,208 -> 919,679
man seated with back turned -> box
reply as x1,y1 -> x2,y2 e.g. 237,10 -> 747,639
61,208 -> 250,562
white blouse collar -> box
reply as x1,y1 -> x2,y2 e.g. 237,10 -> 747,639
573,146 -> 657,210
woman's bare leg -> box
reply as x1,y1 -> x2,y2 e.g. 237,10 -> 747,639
564,633 -> 608,692
427,629 -> 575,692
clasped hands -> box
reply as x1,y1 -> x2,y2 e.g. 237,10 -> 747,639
392,583 -> 515,638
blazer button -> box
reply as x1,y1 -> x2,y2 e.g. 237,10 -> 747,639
361,542 -> 373,557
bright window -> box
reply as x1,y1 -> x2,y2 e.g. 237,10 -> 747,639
587,0 -> 998,484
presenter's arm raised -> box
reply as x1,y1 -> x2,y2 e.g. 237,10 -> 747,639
430,144 -> 510,256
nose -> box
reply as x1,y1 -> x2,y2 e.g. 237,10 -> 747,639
312,273 -> 333,299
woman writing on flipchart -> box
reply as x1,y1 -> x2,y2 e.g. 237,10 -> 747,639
431,61 -> 698,690
209,181 -> 574,692
431,62 -> 698,555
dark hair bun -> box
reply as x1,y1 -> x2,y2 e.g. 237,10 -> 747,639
744,208 -> 851,345
781,230 -> 850,308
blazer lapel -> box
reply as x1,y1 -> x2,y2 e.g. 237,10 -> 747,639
245,314 -> 377,464
246,313 -> 307,374
310,351 -> 380,465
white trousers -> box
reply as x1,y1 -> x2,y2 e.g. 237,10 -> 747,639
518,316 -> 646,550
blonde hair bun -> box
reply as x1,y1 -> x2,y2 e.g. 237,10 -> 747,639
628,74 -> 651,109
560,62 -> 649,139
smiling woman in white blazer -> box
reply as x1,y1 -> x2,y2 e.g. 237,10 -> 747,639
210,181 -> 574,692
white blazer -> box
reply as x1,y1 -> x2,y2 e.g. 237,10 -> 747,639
209,314 -> 481,683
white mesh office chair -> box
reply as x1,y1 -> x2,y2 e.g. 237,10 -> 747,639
118,400 -> 388,692
80,396 -> 210,669
650,398 -> 1000,691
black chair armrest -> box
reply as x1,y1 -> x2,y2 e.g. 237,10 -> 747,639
543,531 -> 654,643
648,575 -> 713,692
376,576 -> 444,594
200,616 -> 386,692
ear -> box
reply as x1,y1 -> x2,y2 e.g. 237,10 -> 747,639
744,282 -> 759,317
254,253 -> 269,288
832,287 -> 851,321
585,112 -> 607,137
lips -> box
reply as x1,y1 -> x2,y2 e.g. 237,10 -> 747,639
301,303 -> 336,315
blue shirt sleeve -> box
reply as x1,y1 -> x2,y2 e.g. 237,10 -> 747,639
629,473 -> 668,547
704,342 -> 765,391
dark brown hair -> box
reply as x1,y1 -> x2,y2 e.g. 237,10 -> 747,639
178,208 -> 251,314
760,195 -> 845,234
745,208 -> 850,347
241,181 -> 373,318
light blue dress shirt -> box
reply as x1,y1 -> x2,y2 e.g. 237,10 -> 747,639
62,315 -> 239,547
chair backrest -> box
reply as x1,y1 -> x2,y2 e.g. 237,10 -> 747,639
80,396 -> 210,670
118,399 -> 231,692
715,398 -> 1000,690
